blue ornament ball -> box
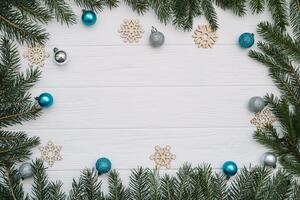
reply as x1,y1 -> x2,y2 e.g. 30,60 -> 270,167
96,157 -> 112,174
38,92 -> 53,108
238,33 -> 255,48
81,10 -> 97,26
222,161 -> 238,177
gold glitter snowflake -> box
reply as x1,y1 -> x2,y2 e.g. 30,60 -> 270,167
118,19 -> 144,43
39,141 -> 62,167
23,45 -> 49,66
150,145 -> 176,169
192,25 -> 218,48
250,107 -> 277,129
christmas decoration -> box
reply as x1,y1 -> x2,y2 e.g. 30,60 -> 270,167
262,152 -> 277,168
53,48 -> 68,65
39,141 -> 62,167
81,10 -> 97,26
95,157 -> 112,174
150,145 -> 176,169
23,45 -> 49,66
238,33 -> 255,48
250,107 -> 276,130
149,27 -> 165,47
248,96 -> 265,113
222,161 -> 238,177
192,25 -> 218,48
37,92 -> 54,108
18,162 -> 33,179
118,19 -> 144,43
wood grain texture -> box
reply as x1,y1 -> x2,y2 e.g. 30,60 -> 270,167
20,2 -> 275,193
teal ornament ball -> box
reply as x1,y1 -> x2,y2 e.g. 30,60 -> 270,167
96,157 -> 112,174
38,92 -> 53,108
222,161 -> 238,177
248,96 -> 265,113
149,27 -> 165,47
238,33 -> 255,48
19,162 -> 33,179
81,10 -> 97,26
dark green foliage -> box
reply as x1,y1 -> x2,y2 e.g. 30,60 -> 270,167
249,0 -> 265,14
49,181 -> 67,200
289,0 -> 300,41
129,167 -> 149,200
107,170 -> 130,200
123,0 -> 150,15
249,11 -> 300,177
267,0 -> 289,29
31,159 -> 50,200
80,168 -> 105,200
213,0 -> 247,16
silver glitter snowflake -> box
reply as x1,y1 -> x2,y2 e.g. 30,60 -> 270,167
118,19 -> 144,43
39,141 -> 62,167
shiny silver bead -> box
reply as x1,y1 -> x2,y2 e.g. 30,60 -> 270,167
53,48 -> 68,65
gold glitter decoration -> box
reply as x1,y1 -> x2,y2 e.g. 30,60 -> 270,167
250,107 -> 277,129
39,141 -> 62,167
23,45 -> 49,66
150,145 -> 176,169
118,19 -> 144,43
192,25 -> 218,48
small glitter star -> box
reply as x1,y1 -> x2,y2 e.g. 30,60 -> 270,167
192,25 -> 218,48
39,141 -> 62,167
23,45 -> 49,66
150,145 -> 176,169
118,19 -> 144,43
250,107 -> 277,130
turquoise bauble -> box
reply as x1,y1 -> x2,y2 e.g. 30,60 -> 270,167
96,157 -> 112,174
238,33 -> 255,48
222,161 -> 238,177
38,92 -> 53,108
81,10 -> 97,26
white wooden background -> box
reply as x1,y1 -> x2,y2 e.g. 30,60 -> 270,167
17,2 -> 278,193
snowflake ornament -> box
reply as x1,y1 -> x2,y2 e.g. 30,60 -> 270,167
150,145 -> 176,169
39,141 -> 62,167
23,45 -> 49,66
192,25 -> 218,48
118,19 -> 144,43
250,107 -> 277,130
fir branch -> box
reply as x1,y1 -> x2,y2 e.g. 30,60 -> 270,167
213,0 -> 247,16
80,168 -> 104,200
73,0 -> 105,12
129,167 -> 149,200
31,159 -> 50,200
107,170 -> 129,200
0,162 -> 26,200
201,0 -> 218,30
0,8 -> 48,45
49,181 -> 67,200
105,0 -> 120,9
172,0 -> 201,31
43,0 -> 77,25
68,179 -> 84,200
174,163 -> 193,199
12,0 -> 53,24
290,0 -> 300,41
160,174 -> 176,200
147,170 -> 161,200
123,0 -> 150,15
256,22 -> 300,63
0,131 -> 40,165
150,0 -> 173,24
249,0 -> 265,14
266,0 -> 289,29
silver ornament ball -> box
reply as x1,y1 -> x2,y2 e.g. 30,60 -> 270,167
149,27 -> 165,47
262,152 -> 277,168
53,48 -> 68,65
19,162 -> 33,179
248,96 -> 265,113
